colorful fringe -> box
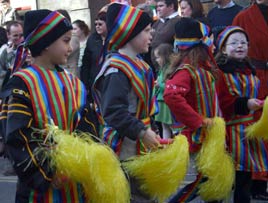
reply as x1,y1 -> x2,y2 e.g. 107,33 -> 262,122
196,117 -> 235,201
122,135 -> 189,202
245,97 -> 268,140
40,125 -> 130,203
168,173 -> 204,203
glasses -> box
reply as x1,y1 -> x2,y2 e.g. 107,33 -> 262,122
95,23 -> 103,27
226,41 -> 248,47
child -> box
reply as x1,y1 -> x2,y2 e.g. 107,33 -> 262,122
163,17 -> 221,202
0,9 -> 96,202
215,26 -> 267,203
153,43 -> 173,139
93,3 -> 160,202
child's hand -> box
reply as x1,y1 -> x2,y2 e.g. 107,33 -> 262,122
51,175 -> 69,189
202,118 -> 214,128
142,128 -> 160,150
154,80 -> 159,88
247,98 -> 264,111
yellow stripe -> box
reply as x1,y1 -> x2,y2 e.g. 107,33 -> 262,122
19,130 -> 52,181
8,110 -> 31,116
84,117 -> 98,136
0,116 -> 7,120
27,118 -> 33,128
8,103 -> 28,108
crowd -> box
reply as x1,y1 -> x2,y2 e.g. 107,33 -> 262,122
0,0 -> 268,202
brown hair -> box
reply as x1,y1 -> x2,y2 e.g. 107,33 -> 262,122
72,20 -> 90,36
165,45 -> 218,80
179,0 -> 204,18
154,43 -> 173,66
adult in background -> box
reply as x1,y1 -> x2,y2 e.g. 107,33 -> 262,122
80,11 -> 107,96
80,11 -> 108,136
0,20 -> 23,90
0,26 -> 7,50
233,0 -> 268,200
151,0 -> 180,73
207,0 -> 242,41
0,0 -> 20,27
178,0 -> 209,25
72,19 -> 90,72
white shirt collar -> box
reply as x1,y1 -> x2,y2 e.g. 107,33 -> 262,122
160,12 -> 179,23
217,1 -> 235,9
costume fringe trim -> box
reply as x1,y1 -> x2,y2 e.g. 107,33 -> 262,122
37,125 -> 130,203
245,97 -> 268,139
196,117 -> 235,201
122,135 -> 189,202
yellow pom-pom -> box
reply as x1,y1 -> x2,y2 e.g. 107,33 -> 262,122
245,97 -> 268,139
123,135 -> 189,202
196,117 -> 235,201
45,126 -> 130,203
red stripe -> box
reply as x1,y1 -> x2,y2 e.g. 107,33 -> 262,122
112,59 -> 145,101
61,187 -> 67,202
35,13 -> 60,35
180,174 -> 202,202
22,69 -> 47,128
70,183 -> 75,202
118,11 -> 142,47
46,70 -> 66,128
113,10 -> 142,48
59,72 -> 77,131
37,68 -> 61,127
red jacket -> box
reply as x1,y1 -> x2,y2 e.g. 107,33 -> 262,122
233,4 -> 268,61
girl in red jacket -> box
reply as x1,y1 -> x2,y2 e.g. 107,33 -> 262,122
164,17 -> 221,203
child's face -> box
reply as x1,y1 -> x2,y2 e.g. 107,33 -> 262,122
223,32 -> 248,61
46,30 -> 73,65
154,50 -> 164,67
128,24 -> 152,54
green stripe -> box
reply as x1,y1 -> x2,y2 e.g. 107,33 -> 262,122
42,70 -> 63,128
61,74 -> 74,128
29,15 -> 63,45
226,116 -> 253,125
116,10 -> 140,48
16,71 -> 43,128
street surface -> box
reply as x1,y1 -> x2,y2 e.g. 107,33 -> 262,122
0,157 -> 267,203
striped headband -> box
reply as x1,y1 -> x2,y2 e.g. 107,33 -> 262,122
174,22 -> 213,51
216,26 -> 248,50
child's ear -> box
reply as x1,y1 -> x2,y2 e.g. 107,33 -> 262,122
222,47 -> 227,54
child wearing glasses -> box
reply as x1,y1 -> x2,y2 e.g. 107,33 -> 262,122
215,26 -> 268,203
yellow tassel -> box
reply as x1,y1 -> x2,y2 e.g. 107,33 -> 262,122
245,97 -> 268,139
123,135 -> 189,203
45,126 -> 130,203
196,117 -> 235,201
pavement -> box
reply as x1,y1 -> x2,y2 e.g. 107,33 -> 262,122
0,156 -> 268,203
0,157 -> 16,203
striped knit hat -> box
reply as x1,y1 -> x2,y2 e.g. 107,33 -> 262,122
12,10 -> 72,73
174,17 -> 213,52
216,26 -> 249,51
105,3 -> 152,51
23,9 -> 73,57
